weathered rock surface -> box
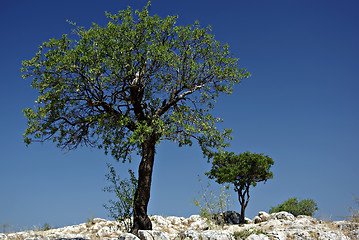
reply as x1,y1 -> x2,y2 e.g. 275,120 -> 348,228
213,211 -> 242,225
138,230 -> 170,240
1,212 -> 358,240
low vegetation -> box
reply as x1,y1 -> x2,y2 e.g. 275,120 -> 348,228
192,176 -> 232,227
269,197 -> 318,217
233,228 -> 269,239
103,163 -> 137,232
38,223 -> 52,231
347,194 -> 359,223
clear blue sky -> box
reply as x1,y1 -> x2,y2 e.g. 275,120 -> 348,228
1,0 -> 358,232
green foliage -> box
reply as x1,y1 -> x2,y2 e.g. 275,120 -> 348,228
206,151 -> 274,187
233,229 -> 268,239
206,151 -> 274,223
21,1 -> 249,162
22,2 -> 249,230
104,164 -> 137,232
269,197 -> 318,217
192,176 -> 232,227
39,223 -> 52,231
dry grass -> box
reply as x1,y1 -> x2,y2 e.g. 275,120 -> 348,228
233,228 -> 270,240
320,219 -> 359,240
308,230 -> 319,239
348,195 -> 359,223
285,233 -> 296,240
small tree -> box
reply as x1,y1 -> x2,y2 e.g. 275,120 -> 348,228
269,197 -> 318,217
206,151 -> 274,223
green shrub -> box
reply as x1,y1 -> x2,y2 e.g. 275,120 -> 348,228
104,163 -> 137,233
39,223 -> 52,231
269,197 -> 318,217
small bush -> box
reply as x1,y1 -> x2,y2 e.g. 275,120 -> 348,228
193,176 -> 232,227
269,197 -> 318,217
39,223 -> 52,231
347,194 -> 359,222
104,163 -> 137,233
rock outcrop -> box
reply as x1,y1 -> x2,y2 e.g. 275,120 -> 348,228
1,211 -> 358,240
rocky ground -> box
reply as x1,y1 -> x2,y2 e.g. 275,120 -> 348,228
1,211 -> 358,240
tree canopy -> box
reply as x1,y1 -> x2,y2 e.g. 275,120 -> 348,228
22,2 -> 249,232
22,3 -> 249,160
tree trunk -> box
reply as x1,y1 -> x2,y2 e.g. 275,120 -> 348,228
237,185 -> 250,224
238,191 -> 246,224
131,135 -> 157,234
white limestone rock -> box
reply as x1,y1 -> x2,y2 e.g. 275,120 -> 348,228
252,216 -> 262,224
167,216 -> 184,226
246,234 -> 270,240
269,211 -> 296,221
119,233 -> 141,240
257,212 -> 270,222
245,217 -> 253,224
188,215 -> 202,223
295,215 -> 318,225
224,225 -> 242,232
170,215 -> 208,231
175,230 -> 201,240
200,230 -> 234,240
335,220 -> 359,231
189,220 -> 208,231
97,226 -> 114,238
175,230 -> 233,240
316,230 -> 350,240
151,215 -> 168,227
349,229 -> 359,239
138,230 -> 170,240
1,212 -> 357,240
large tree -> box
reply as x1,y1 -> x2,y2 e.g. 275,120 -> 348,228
22,2 -> 249,233
206,151 -> 274,223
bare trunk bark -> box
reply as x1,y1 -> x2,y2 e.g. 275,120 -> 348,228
237,185 -> 250,224
238,191 -> 246,224
131,135 -> 157,234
